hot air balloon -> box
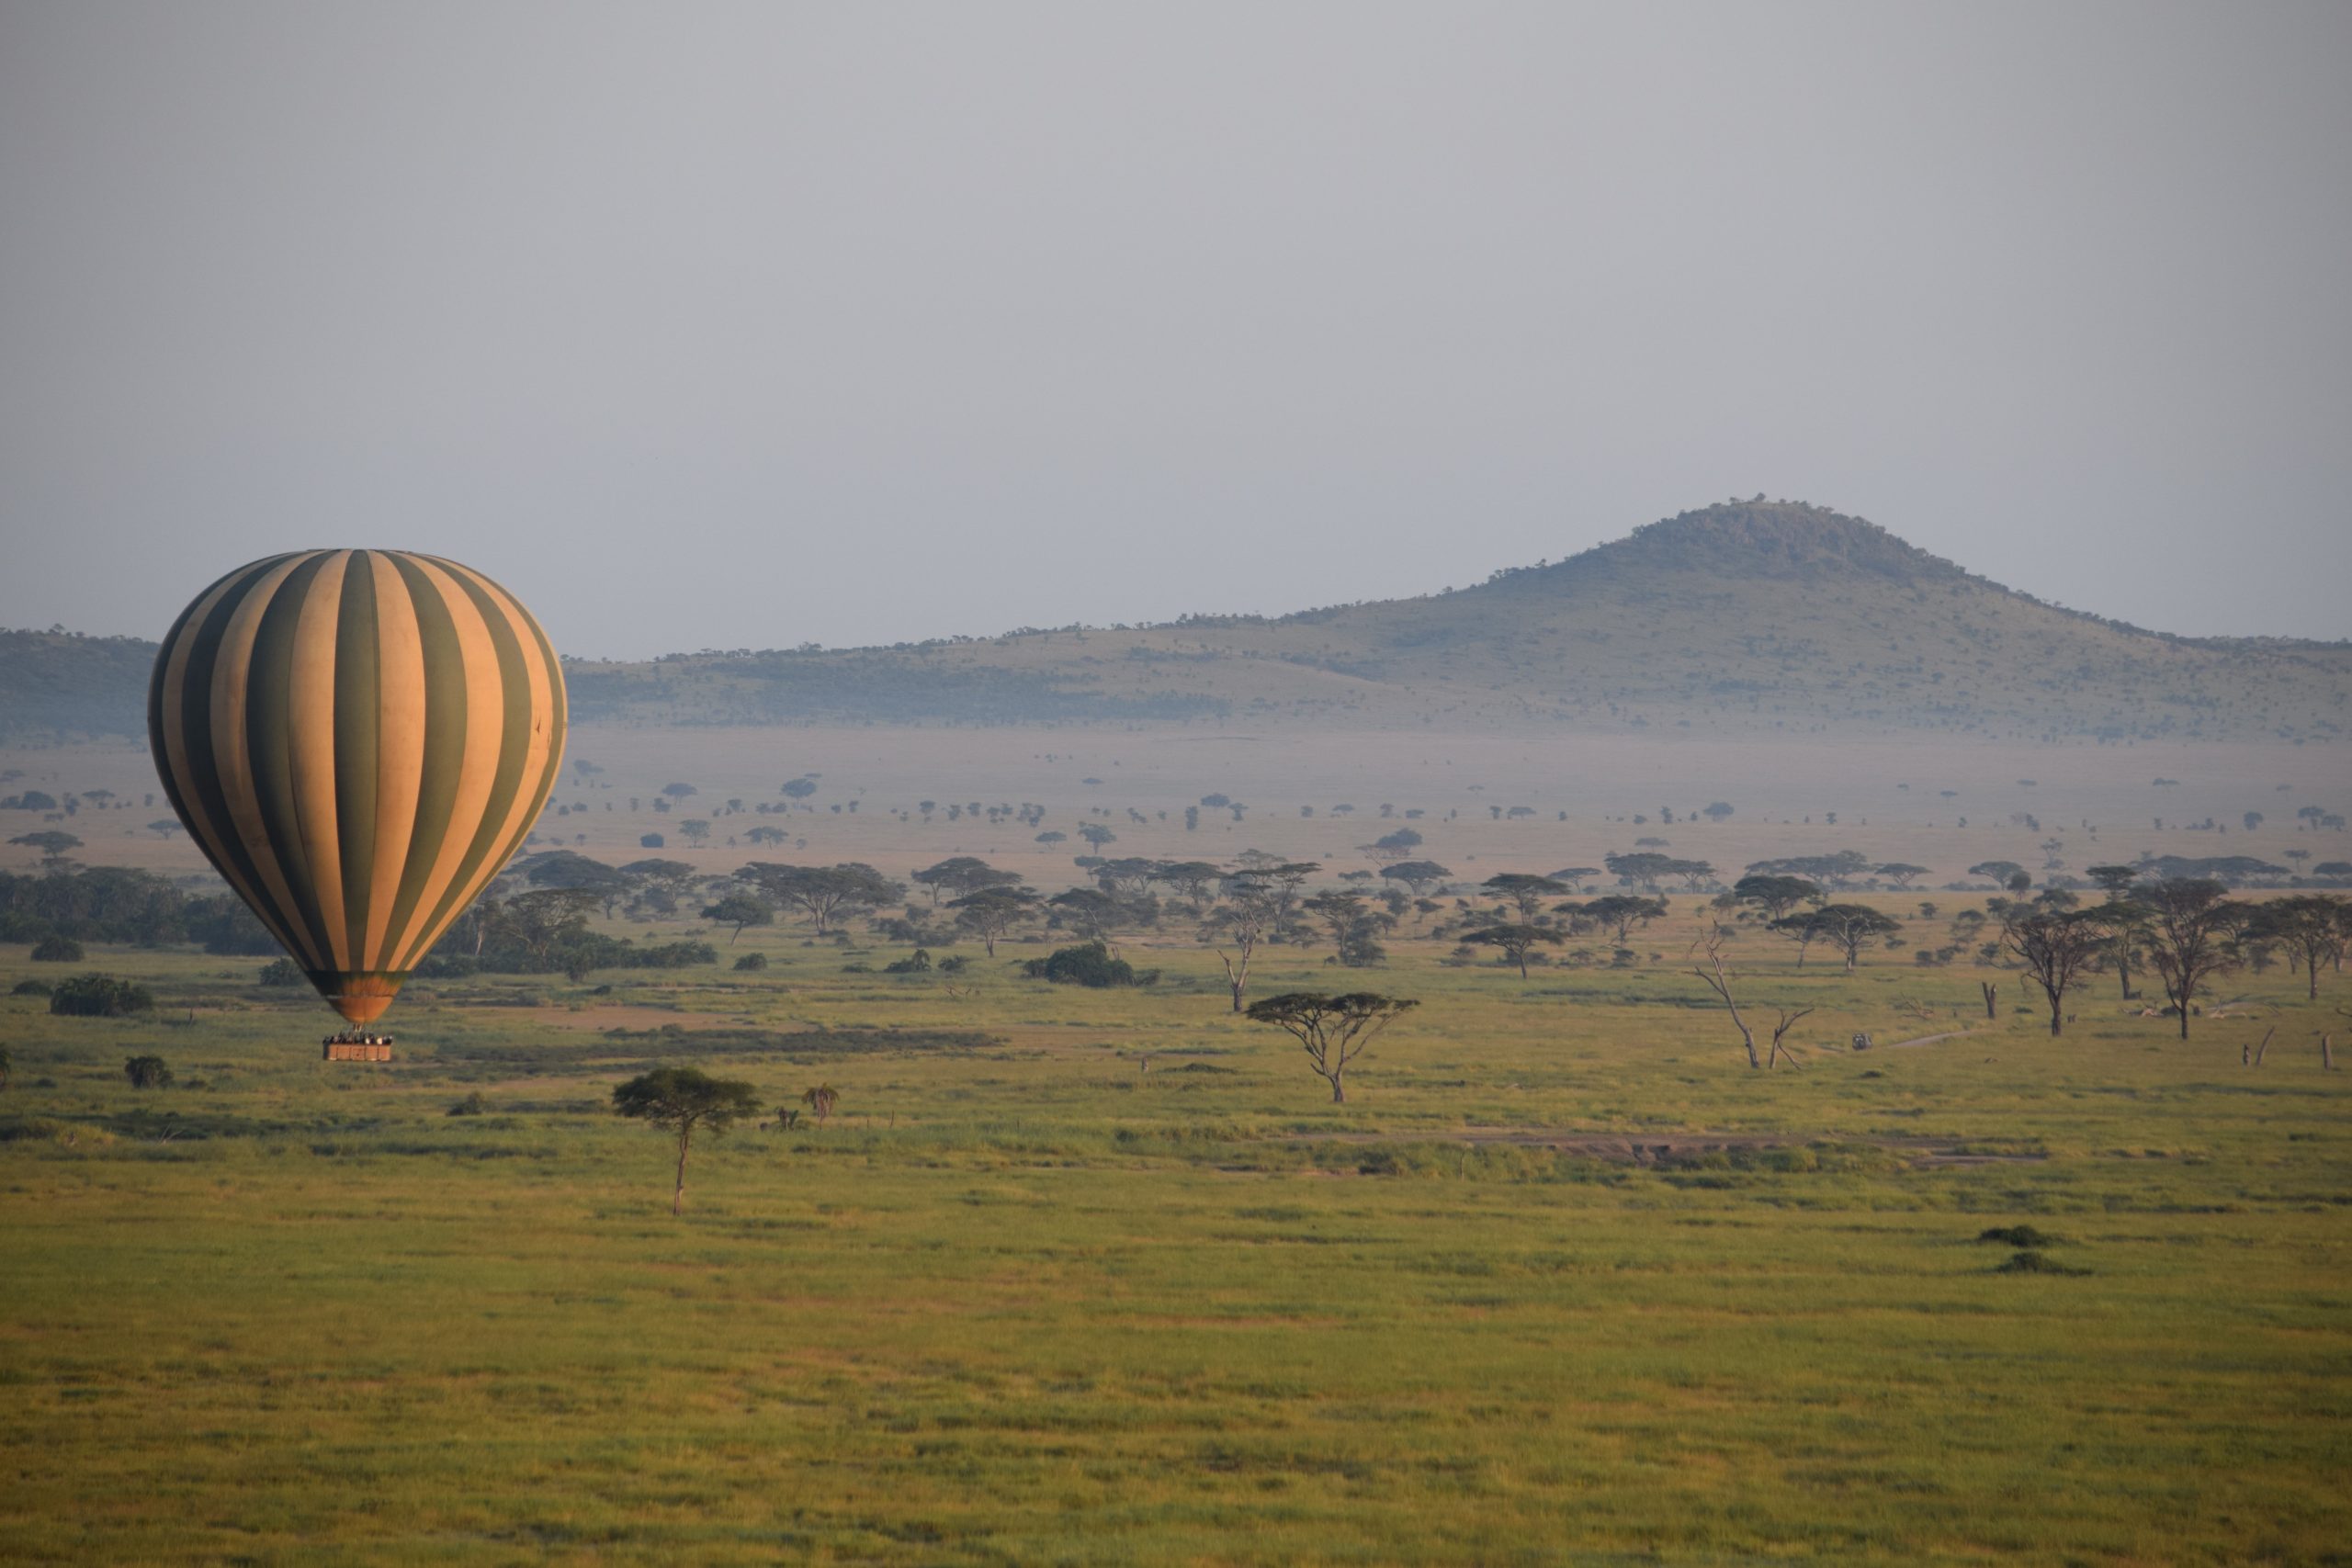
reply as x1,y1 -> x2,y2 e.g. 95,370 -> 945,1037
148,551 -> 567,1028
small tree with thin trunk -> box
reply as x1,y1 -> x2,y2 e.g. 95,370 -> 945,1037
801,1083 -> 839,1129
948,886 -> 1038,957
2000,907 -> 2108,1036
612,1066 -> 762,1214
1482,874 -> 1565,920
2248,895 -> 2347,1001
1203,875 -> 1283,1011
2138,879 -> 2244,1041
1463,922 -> 1561,978
699,892 -> 774,943
1245,991 -> 1417,1103
1774,903 -> 1901,972
1573,895 -> 1670,947
1732,874 -> 1820,921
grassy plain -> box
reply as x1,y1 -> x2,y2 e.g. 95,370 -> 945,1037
5,904 -> 2348,1565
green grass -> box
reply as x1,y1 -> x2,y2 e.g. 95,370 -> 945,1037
3,917 -> 2348,1564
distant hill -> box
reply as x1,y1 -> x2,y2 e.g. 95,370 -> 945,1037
9,502 -> 2346,743
0,627 -> 158,744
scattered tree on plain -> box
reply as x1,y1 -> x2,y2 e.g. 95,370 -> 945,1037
2139,879 -> 2245,1040
1464,922 -> 1561,978
1771,903 -> 1901,971
1575,894 -> 1669,946
700,892 -> 775,943
1482,874 -> 1565,920
948,886 -> 1040,956
612,1066 -> 763,1214
2000,905 -> 2109,1036
2246,895 -> 2347,1001
1244,991 -> 1418,1103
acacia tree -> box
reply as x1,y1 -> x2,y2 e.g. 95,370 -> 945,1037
1773,903 -> 1901,972
2248,894 -> 2346,1001
1381,860 -> 1453,897
1047,887 -> 1136,953
1482,874 -> 1565,920
948,886 -> 1039,956
1464,922 -> 1561,978
2000,907 -> 2109,1036
1303,890 -> 1395,967
2139,879 -> 2245,1040
699,891 -> 774,943
913,856 -> 1017,905
742,863 -> 903,935
1603,852 -> 1678,891
612,1066 -> 762,1214
1732,874 -> 1820,921
527,851 -> 636,917
9,830 -> 82,863
1575,894 -> 1669,947
1690,923 -> 1811,1070
1244,991 -> 1418,1103
2085,864 -> 2152,999
1156,861 -> 1223,907
1202,875 -> 1283,1011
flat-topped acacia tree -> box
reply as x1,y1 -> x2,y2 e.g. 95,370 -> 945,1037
612,1066 -> 762,1214
1464,922 -> 1561,978
1245,992 -> 1418,1103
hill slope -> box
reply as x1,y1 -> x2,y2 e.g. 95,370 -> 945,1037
9,502 -> 2346,743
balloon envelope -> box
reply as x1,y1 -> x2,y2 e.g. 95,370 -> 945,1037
148,551 -> 567,1024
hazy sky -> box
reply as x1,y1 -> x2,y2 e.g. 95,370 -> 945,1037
3,2 -> 2346,660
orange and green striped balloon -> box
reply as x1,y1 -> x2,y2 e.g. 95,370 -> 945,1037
147,551 -> 567,1026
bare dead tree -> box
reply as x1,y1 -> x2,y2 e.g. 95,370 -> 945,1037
1691,921 -> 1810,1070
1980,980 -> 1998,1021
1769,1007 -> 1815,1069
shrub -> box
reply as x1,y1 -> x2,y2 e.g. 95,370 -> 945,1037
30,936 -> 84,963
1995,1248 -> 2086,1275
51,975 -> 154,1018
639,833 -> 665,849
447,1092 -> 487,1116
1022,942 -> 1153,987
732,952 -> 768,971
12,978 -> 53,998
122,1055 -> 173,1089
1976,1224 -> 2058,1247
257,956 -> 303,987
